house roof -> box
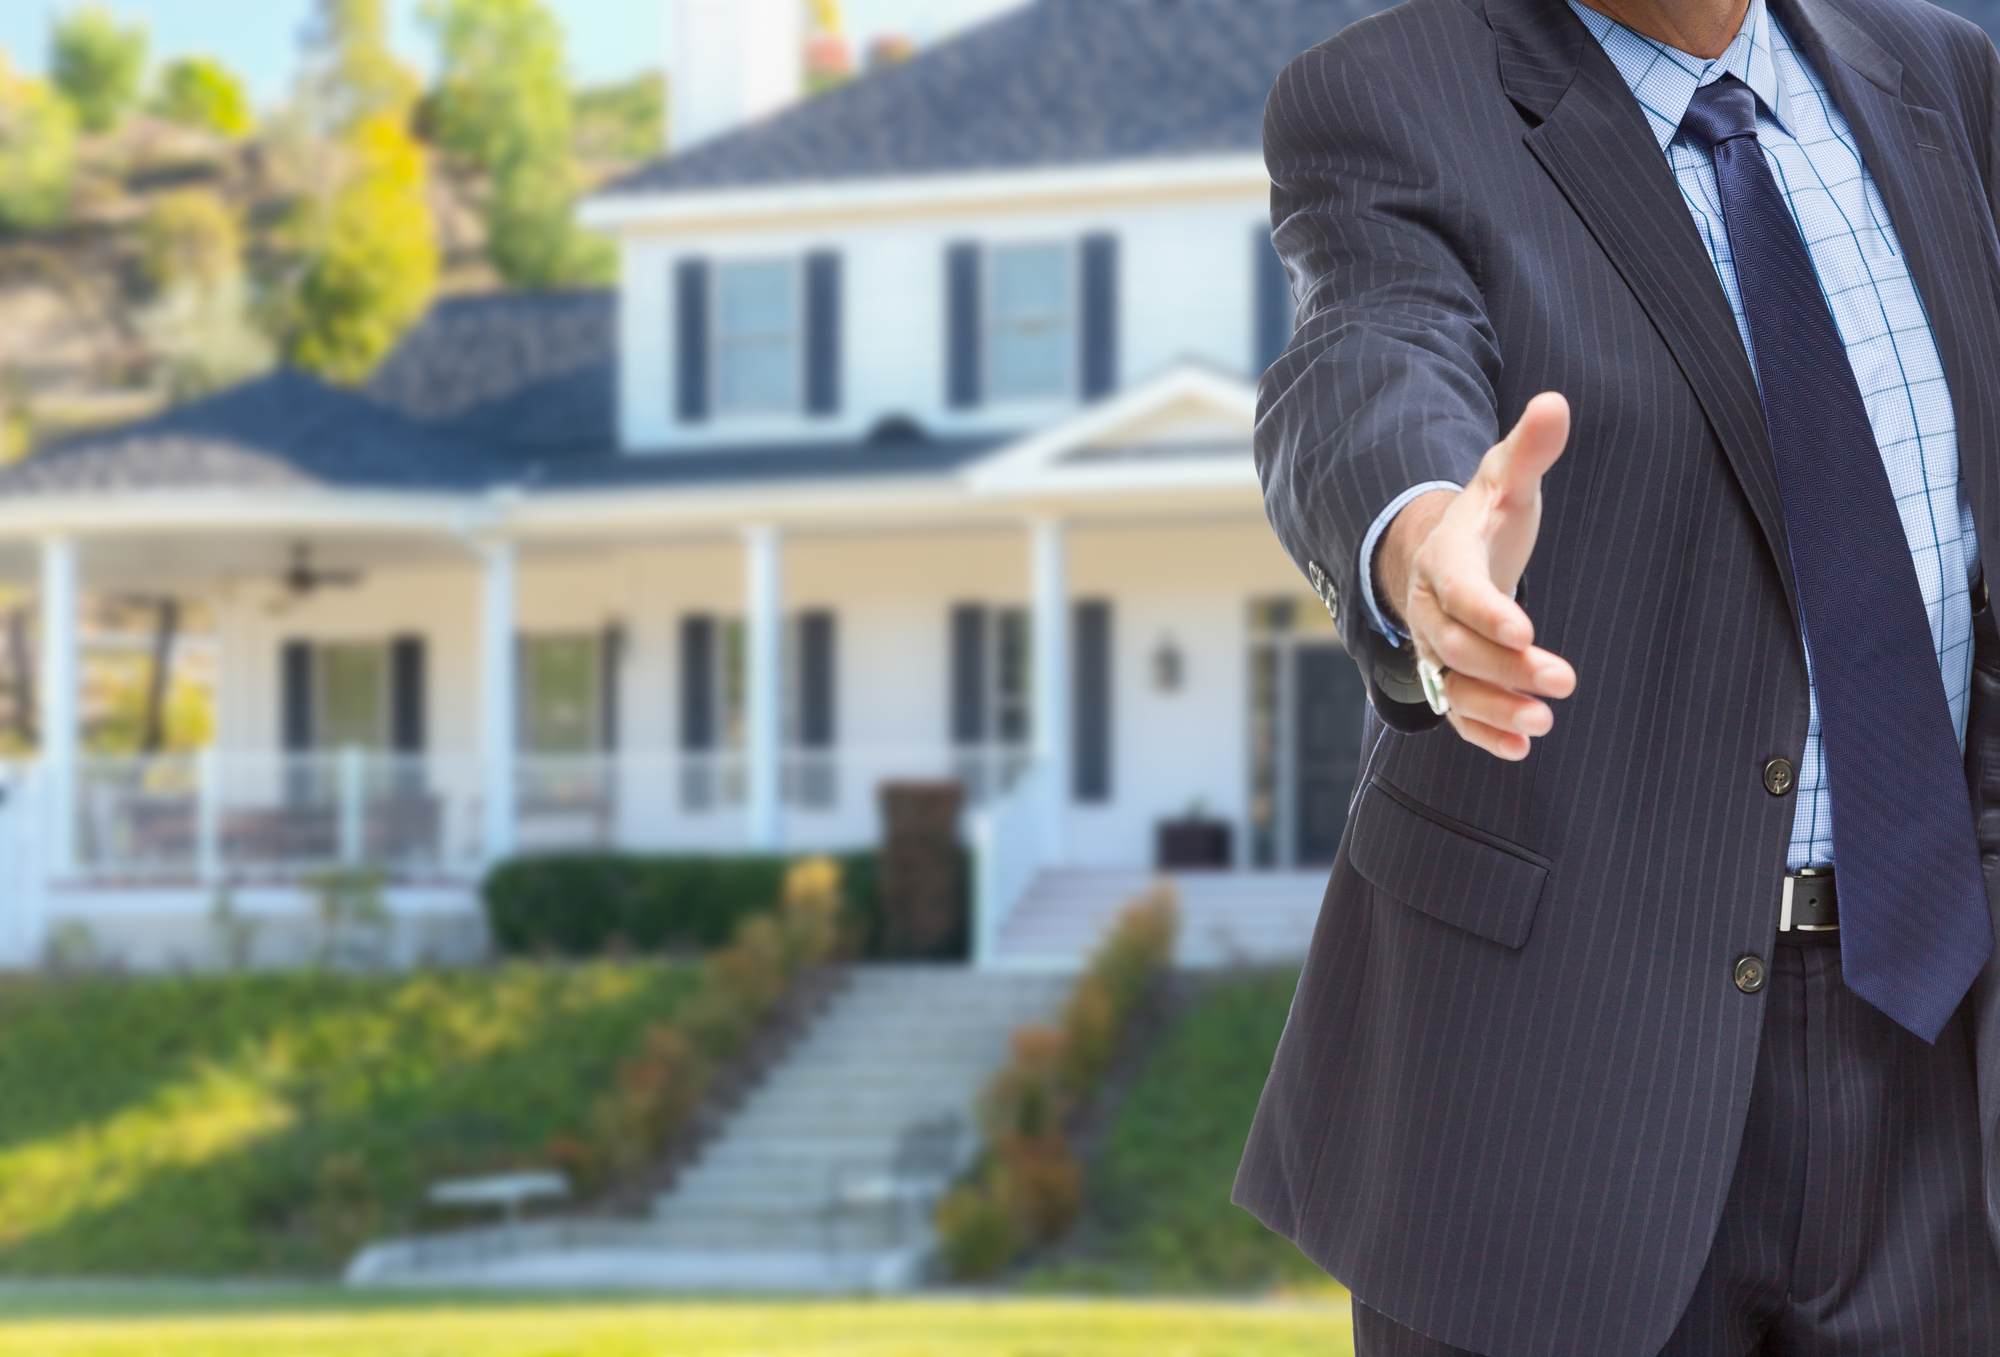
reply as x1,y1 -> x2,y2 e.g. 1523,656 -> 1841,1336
0,370 -> 505,498
596,0 -> 1388,199
0,292 -> 1009,501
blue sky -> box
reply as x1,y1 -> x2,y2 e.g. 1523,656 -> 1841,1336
0,0 -> 1027,104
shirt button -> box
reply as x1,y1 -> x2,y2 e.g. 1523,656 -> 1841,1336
1734,954 -> 1768,994
1763,758 -> 1795,797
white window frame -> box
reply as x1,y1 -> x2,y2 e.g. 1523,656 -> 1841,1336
713,256 -> 803,418
984,240 -> 1076,406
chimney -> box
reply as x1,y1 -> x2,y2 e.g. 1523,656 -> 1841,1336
670,0 -> 804,153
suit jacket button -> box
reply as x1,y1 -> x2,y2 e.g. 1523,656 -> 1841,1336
1763,758 -> 1795,797
1734,955 -> 1768,994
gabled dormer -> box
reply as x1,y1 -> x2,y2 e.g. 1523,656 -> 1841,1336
581,0 -> 1333,455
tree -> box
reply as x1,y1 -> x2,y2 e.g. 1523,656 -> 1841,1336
154,56 -> 254,137
423,0 -> 611,289
50,5 -> 147,134
572,72 -> 664,167
0,52 -> 78,231
298,0 -> 420,136
136,190 -> 273,396
279,0 -> 437,383
284,114 -> 438,383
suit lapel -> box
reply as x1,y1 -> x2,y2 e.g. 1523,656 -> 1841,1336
1775,0 -> 2000,576
1488,0 -> 1801,624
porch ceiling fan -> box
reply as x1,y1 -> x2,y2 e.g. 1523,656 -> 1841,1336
266,543 -> 363,614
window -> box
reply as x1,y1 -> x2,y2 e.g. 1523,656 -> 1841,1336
950,604 -> 1032,803
988,243 -> 1073,401
319,643 -> 388,751
715,259 -> 800,415
680,614 -> 746,810
520,634 -> 602,755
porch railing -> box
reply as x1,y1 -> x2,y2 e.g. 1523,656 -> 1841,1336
64,744 -> 1038,885
969,758 -> 1052,968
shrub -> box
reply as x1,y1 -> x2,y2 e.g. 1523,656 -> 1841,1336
50,5 -> 147,134
940,882 -> 1179,1278
481,849 -> 954,960
936,1175 -> 1019,1280
153,56 -> 253,137
0,55 -> 77,232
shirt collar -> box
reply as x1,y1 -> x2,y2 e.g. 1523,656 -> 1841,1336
1566,0 -> 1796,152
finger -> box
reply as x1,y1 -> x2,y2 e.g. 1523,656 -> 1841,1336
1447,709 -> 1531,761
1482,391 -> 1570,506
1422,557 -> 1536,652
1443,672 -> 1553,737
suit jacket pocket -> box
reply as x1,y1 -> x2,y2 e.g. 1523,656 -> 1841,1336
1347,777 -> 1551,950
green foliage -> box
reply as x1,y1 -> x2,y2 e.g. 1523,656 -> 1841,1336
483,849 -> 924,958
0,963 -> 696,1275
140,189 -> 240,292
283,112 -> 438,384
942,889 -> 1178,1279
571,71 -> 664,165
0,53 -> 79,231
298,0 -> 420,134
50,5 -> 147,134
422,0 -> 612,288
1040,968 -> 1326,1292
154,56 -> 254,137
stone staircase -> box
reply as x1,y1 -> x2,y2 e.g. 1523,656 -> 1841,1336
348,963 -> 1066,1293
993,869 -> 1329,971
651,965 -> 1069,1258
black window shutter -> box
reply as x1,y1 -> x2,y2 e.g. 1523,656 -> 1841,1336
1080,233 -> 1119,400
946,242 -> 982,409
680,616 -> 715,751
950,604 -> 987,745
390,635 -> 425,754
601,623 -> 625,753
1073,600 -> 1113,803
1256,228 -> 1297,376
798,610 -> 836,749
675,258 -> 711,424
281,640 -> 315,752
805,251 -> 842,417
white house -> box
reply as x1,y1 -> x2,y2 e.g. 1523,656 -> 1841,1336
0,0 -> 1386,970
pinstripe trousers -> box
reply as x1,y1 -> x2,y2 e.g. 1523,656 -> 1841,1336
1353,933 -> 2000,1355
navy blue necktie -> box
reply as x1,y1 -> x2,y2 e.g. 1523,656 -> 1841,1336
1680,75 -> 1990,1043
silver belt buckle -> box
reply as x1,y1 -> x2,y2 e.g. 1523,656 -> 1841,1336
1780,867 -> 1837,932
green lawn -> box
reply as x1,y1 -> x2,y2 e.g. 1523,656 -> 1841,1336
0,1290 -> 1354,1356
0,965 -> 695,1276
1036,969 -> 1324,1292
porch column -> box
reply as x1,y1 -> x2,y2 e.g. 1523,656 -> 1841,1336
1030,517 -> 1068,865
39,537 -> 78,878
480,540 -> 517,863
743,524 -> 784,851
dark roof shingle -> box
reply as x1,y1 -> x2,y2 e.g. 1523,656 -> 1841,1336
599,0 -> 1384,197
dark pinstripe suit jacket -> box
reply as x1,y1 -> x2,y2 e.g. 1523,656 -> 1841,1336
1235,0 -> 2000,1352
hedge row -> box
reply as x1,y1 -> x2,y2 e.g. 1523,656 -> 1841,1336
481,850 -> 970,960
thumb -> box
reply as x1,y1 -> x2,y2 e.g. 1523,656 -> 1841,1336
1482,392 -> 1570,507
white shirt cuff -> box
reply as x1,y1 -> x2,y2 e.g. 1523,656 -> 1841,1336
1359,481 -> 1463,642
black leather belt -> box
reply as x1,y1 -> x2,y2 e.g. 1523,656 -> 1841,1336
1781,867 -> 1838,933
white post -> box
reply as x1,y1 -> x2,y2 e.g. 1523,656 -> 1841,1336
480,541 -> 518,864
337,745 -> 365,865
39,537 -> 78,879
196,747 -> 220,885
1030,518 -> 1068,866
743,524 -> 784,851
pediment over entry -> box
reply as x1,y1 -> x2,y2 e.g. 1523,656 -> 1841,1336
965,362 -> 1259,496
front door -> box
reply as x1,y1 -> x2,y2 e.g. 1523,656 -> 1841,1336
1293,644 -> 1366,865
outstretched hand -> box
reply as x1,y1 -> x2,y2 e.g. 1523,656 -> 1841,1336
1377,392 -> 1578,760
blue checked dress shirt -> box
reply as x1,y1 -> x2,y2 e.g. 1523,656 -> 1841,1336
1360,0 -> 1978,870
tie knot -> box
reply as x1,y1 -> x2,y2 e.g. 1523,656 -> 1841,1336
1680,74 -> 1759,150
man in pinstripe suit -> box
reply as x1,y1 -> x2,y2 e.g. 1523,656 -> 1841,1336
1240,0 -> 2000,1349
